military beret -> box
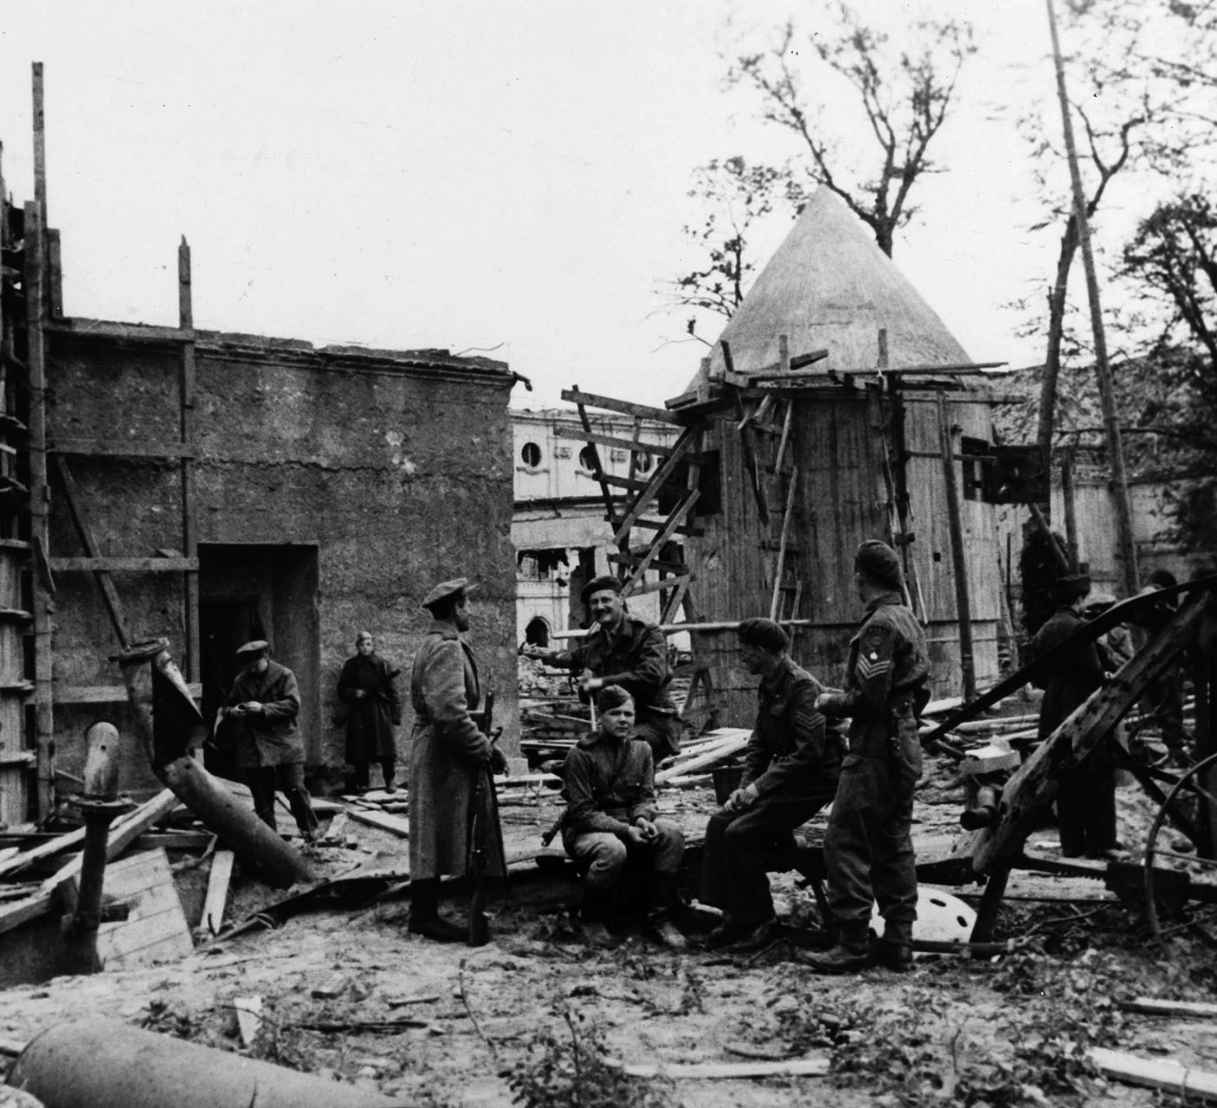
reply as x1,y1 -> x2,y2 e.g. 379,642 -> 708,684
235,639 -> 269,658
737,617 -> 789,653
855,540 -> 903,591
595,683 -> 633,712
422,577 -> 478,610
580,574 -> 622,605
1054,572 -> 1091,602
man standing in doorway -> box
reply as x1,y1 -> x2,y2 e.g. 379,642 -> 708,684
221,640 -> 319,843
408,578 -> 507,942
526,575 -> 681,761
805,541 -> 930,974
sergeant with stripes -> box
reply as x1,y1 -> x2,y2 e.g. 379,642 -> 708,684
804,540 -> 931,974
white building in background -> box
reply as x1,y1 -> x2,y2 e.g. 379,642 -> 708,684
512,408 -> 684,646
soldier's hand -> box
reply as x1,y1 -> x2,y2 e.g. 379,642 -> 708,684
352,689 -> 367,699
242,701 -> 264,714
634,817 -> 657,841
725,785 -> 758,813
489,746 -> 509,776
620,825 -> 646,847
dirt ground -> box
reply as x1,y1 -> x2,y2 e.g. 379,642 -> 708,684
3,744 -> 1217,1107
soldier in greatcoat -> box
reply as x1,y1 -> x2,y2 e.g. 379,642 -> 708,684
337,630 -> 402,792
407,578 -> 507,942
805,541 -> 931,974
220,640 -> 319,842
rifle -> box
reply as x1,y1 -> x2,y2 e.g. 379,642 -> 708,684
466,690 -> 504,947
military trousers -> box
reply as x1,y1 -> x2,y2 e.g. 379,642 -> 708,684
568,819 -> 685,890
701,789 -> 834,927
824,729 -> 920,941
245,763 -> 319,839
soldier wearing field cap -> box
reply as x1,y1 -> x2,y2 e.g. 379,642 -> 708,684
804,540 -> 930,974
220,639 -> 319,842
701,617 -> 840,951
408,578 -> 507,942
525,574 -> 680,760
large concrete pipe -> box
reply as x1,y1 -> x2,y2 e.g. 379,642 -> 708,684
5,1018 -> 406,1108
119,640 -> 314,888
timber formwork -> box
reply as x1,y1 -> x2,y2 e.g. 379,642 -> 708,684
0,66 -> 201,823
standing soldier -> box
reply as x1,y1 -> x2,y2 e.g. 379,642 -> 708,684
526,575 -> 680,761
701,618 -> 840,950
805,541 -> 930,973
408,578 -> 507,942
220,640 -> 319,843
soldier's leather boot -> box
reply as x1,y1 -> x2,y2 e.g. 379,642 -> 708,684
873,937 -> 914,972
799,923 -> 874,973
648,916 -> 688,951
581,888 -> 622,949
408,879 -> 465,943
647,873 -> 687,950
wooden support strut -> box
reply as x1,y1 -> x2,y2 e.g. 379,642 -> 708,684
938,392 -> 976,701
179,237 -> 200,682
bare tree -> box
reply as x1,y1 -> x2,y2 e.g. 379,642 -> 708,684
729,5 -> 976,257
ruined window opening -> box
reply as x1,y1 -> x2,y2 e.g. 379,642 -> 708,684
578,445 -> 598,471
520,441 -> 543,468
524,616 -> 551,647
959,437 -> 989,502
632,451 -> 653,474
516,549 -> 570,582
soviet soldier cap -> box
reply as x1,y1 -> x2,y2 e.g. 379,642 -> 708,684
235,639 -> 270,658
422,577 -> 478,611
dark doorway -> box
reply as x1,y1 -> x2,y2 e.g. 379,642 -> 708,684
199,544 -> 321,767
524,616 -> 550,647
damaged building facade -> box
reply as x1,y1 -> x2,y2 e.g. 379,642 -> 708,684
0,186 -> 520,825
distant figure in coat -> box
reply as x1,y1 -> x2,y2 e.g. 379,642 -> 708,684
220,640 -> 319,843
1032,573 -> 1120,859
561,684 -> 686,950
338,631 -> 402,792
408,578 -> 507,942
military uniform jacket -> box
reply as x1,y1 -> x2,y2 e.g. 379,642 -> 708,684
225,660 -> 304,769
829,591 -> 930,759
407,620 -> 504,880
569,615 -> 677,724
742,656 -> 839,799
561,731 -> 657,847
1031,606 -> 1105,741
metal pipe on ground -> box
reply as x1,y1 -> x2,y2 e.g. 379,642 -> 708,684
118,639 -> 314,888
5,1017 -> 405,1107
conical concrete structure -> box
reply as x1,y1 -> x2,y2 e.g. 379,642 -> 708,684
703,187 -> 971,377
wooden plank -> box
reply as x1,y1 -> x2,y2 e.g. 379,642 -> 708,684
621,490 -> 700,595
24,201 -> 53,819
346,808 -> 411,838
620,1058 -> 829,1080
1125,998 -> 1217,1019
561,386 -> 683,425
554,427 -> 688,458
48,556 -> 199,572
54,682 -> 201,704
52,455 -> 132,649
621,571 -> 693,599
1087,1047 -> 1217,1101
78,848 -> 194,968
587,472 -> 650,493
626,517 -> 703,537
614,425 -> 700,544
46,788 -> 180,889
655,731 -> 748,784
769,468 -> 799,620
51,438 -> 196,459
0,888 -> 54,935
201,849 -> 235,934
179,237 -> 200,684
44,318 -> 195,343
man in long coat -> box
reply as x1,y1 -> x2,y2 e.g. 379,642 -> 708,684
338,630 -> 402,792
221,640 -> 319,842
408,578 -> 507,942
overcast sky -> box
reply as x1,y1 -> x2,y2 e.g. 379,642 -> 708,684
0,1 -> 1170,408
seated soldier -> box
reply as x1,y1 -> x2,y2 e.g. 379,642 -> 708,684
560,685 -> 687,950
701,618 -> 841,950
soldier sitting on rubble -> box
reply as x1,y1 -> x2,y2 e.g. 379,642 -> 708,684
560,684 -> 687,950
701,618 -> 840,951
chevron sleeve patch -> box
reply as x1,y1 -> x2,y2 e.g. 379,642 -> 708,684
855,656 -> 892,682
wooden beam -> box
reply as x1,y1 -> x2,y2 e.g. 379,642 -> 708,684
51,438 -> 196,459
613,427 -> 700,544
54,682 -> 202,704
51,455 -> 132,649
938,393 -> 976,701
44,318 -> 195,344
561,386 -> 683,425
769,468 -> 799,621
554,427 -> 687,458
179,236 -> 200,683
620,571 -> 693,599
25,200 -> 54,819
49,556 -> 198,572
201,849 -> 235,934
1087,1047 -> 1217,1101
